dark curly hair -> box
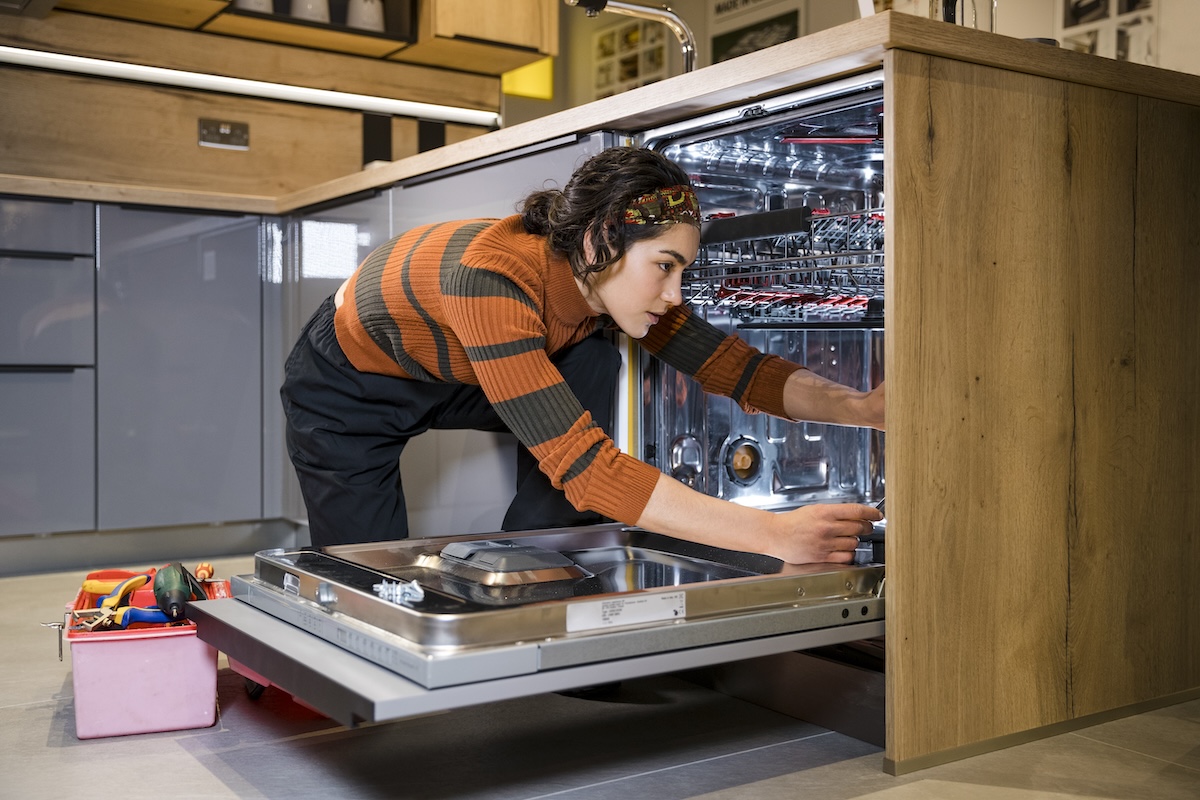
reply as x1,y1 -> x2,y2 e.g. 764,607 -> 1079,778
520,146 -> 698,280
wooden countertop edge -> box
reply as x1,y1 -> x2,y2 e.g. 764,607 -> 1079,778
5,12 -> 1199,215
0,173 -> 280,214
883,11 -> 1200,108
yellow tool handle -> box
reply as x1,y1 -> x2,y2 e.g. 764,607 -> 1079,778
97,574 -> 151,609
81,578 -> 123,594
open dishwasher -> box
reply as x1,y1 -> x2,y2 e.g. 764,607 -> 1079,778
188,71 -> 889,729
190,523 -> 883,726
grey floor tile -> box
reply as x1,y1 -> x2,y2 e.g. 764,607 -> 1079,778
527,730 -> 880,800
176,675 -> 833,799
2,559 -> 1197,800
906,726 -> 1200,800
1070,698 -> 1200,771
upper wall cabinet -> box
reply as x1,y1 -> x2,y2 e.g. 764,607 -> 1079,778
51,0 -> 556,73
202,1 -> 418,59
391,0 -> 558,74
55,0 -> 229,28
55,0 -> 416,58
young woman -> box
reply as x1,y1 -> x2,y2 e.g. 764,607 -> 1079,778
282,146 -> 884,563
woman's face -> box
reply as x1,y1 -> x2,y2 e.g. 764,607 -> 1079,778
580,223 -> 700,339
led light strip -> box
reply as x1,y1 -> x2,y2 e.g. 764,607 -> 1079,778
0,45 -> 501,128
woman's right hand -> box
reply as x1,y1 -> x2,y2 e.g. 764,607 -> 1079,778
638,473 -> 882,566
761,502 -> 882,564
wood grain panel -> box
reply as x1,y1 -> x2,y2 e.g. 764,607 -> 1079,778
884,11 -> 1200,109
0,68 -> 363,196
430,0 -> 557,56
1069,95 -> 1200,715
202,12 -> 406,58
54,0 -> 228,29
885,49 -> 1081,765
886,47 -> 1200,771
389,35 -> 546,76
0,11 -> 500,112
390,0 -> 556,74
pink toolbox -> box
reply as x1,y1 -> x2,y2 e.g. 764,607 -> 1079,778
65,569 -> 231,739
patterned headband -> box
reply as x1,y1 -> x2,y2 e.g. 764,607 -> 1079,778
623,185 -> 701,226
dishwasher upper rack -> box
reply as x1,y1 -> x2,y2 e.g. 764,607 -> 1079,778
686,207 -> 885,323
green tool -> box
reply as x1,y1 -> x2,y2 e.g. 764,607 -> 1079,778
152,562 -> 194,621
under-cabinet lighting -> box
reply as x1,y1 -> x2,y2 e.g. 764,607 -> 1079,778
0,45 -> 501,128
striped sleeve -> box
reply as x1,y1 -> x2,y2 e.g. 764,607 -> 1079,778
640,305 -> 803,418
443,255 -> 661,525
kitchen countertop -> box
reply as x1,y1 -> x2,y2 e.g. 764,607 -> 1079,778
3,11 -> 1198,215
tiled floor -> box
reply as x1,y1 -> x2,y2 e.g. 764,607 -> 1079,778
3,555 -> 1198,799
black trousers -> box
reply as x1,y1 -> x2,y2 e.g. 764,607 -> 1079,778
281,296 -> 621,547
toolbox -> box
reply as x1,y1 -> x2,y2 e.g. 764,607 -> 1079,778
65,569 -> 232,739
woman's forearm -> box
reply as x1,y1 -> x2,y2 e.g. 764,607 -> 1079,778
782,369 -> 885,430
635,472 -> 881,564
635,472 -> 775,554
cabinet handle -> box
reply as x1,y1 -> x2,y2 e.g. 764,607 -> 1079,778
0,365 -> 82,373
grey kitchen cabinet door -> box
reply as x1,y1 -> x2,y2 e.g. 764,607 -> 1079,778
0,195 -> 95,255
0,368 -> 96,536
97,206 -> 262,530
0,255 -> 95,366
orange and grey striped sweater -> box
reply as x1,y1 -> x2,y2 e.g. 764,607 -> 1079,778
334,215 -> 803,525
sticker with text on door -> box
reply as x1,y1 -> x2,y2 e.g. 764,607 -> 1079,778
565,591 -> 686,633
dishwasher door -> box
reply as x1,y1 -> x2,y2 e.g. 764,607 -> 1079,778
188,524 -> 884,727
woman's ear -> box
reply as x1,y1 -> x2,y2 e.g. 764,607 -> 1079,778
582,228 -> 597,264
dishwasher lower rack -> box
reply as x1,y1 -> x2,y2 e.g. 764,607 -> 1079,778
221,524 -> 885,690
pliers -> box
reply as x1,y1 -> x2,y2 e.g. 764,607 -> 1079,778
76,573 -> 171,630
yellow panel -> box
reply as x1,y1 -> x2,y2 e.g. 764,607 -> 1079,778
501,57 -> 553,101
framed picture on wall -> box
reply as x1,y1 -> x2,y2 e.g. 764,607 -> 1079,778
711,9 -> 799,64
592,19 -> 668,100
1057,0 -> 1156,65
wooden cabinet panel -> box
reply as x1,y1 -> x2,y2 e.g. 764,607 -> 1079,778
0,11 -> 499,112
885,46 -> 1200,770
54,0 -> 229,28
202,11 -> 407,58
44,0 -> 554,76
0,69 -> 363,197
391,0 -> 557,75
430,0 -> 555,54
886,50 -> 1077,763
1069,95 -> 1200,716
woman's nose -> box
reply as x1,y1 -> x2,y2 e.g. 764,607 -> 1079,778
662,276 -> 682,306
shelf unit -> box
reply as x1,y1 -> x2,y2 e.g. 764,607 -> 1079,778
51,0 -> 555,73
204,4 -> 414,59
